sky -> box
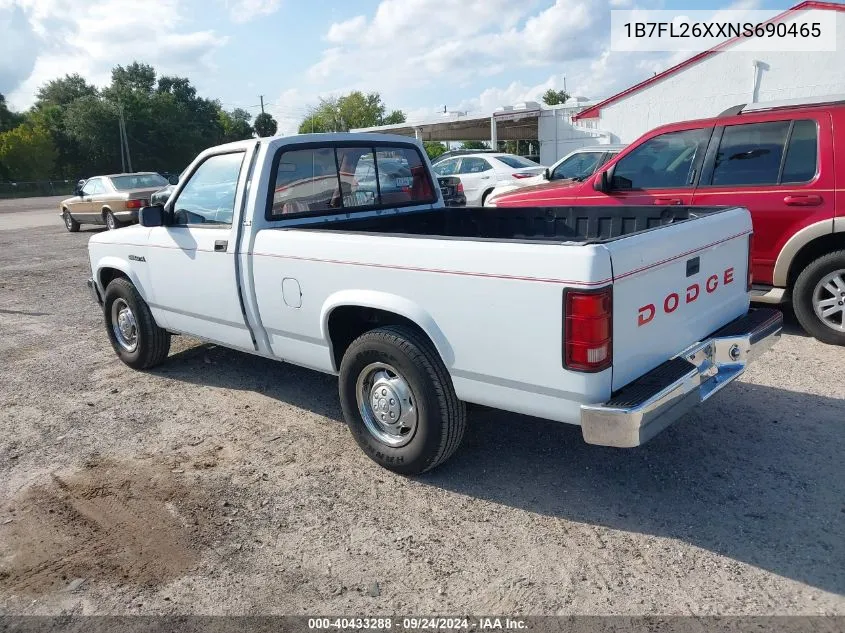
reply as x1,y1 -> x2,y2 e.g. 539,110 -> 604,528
0,0 -> 806,135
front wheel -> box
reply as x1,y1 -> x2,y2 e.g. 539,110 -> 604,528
103,278 -> 171,369
792,250 -> 845,345
63,210 -> 80,232
339,325 -> 466,475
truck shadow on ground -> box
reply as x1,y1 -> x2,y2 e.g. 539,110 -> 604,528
157,343 -> 843,597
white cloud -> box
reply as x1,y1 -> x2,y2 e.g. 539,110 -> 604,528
325,15 -> 366,43
225,0 -> 281,24
3,0 -> 227,109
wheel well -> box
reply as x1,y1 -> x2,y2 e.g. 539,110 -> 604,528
327,306 -> 437,370
786,234 -> 845,287
101,207 -> 112,218
481,188 -> 494,205
99,267 -> 128,289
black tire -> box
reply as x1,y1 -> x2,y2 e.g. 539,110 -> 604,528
62,209 -> 80,232
339,325 -> 466,475
103,277 -> 171,369
792,249 -> 845,345
104,210 -> 120,230
481,189 -> 494,206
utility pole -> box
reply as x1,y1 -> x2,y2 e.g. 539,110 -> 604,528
259,95 -> 265,114
118,110 -> 126,173
118,103 -> 133,173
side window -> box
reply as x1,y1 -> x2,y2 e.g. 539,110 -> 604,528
781,119 -> 818,184
433,159 -> 458,176
459,157 -> 492,174
82,179 -> 102,195
710,121 -> 790,186
172,152 -> 245,226
612,129 -> 708,189
552,152 -> 603,180
269,144 -> 435,218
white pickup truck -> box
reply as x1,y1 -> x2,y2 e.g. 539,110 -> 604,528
86,133 -> 782,474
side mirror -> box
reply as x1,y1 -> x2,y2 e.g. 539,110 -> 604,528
544,168 -> 551,181
594,170 -> 609,192
74,187 -> 83,197
139,204 -> 166,227
167,174 -> 179,185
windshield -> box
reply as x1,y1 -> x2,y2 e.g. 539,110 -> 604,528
110,174 -> 168,191
496,155 -> 539,168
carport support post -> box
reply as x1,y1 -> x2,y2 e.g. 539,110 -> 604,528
414,127 -> 422,141
490,116 -> 497,150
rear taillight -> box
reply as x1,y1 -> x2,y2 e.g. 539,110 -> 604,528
512,173 -> 533,179
126,199 -> 148,209
456,182 -> 464,193
747,233 -> 754,292
564,287 -> 612,372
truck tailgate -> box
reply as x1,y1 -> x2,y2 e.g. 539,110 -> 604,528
605,207 -> 753,391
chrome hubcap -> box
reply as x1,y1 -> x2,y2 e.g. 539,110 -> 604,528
812,269 -> 845,332
111,298 -> 138,352
355,362 -> 417,447
106,214 -> 115,229
64,213 -> 72,228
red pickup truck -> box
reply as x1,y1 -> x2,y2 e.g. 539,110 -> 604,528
493,96 -> 845,345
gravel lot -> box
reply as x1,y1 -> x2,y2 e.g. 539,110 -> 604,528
1,206 -> 844,616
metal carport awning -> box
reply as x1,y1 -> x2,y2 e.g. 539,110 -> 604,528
352,109 -> 540,142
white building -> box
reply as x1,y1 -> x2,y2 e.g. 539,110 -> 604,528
574,0 -> 845,142
352,99 -> 611,166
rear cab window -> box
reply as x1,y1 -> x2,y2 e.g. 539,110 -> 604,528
268,142 -> 436,219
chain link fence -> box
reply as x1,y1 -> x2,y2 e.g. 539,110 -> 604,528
0,180 -> 77,199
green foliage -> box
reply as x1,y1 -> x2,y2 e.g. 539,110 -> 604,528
0,116 -> 57,180
36,74 -> 98,108
299,91 -> 406,133
541,89 -> 570,106
254,112 -> 278,137
0,93 -> 24,133
460,141 -> 488,150
218,108 -> 254,143
423,141 -> 447,160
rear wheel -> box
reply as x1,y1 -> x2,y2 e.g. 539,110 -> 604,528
792,250 -> 845,345
103,278 -> 171,369
104,210 -> 120,230
62,210 -> 80,232
338,325 -> 466,475
481,189 -> 494,206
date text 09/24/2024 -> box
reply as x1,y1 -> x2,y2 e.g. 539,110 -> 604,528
308,617 -> 527,630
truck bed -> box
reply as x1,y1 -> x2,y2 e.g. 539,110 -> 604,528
299,205 -> 735,243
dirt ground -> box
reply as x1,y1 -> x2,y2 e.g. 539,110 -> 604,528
1,217 -> 844,616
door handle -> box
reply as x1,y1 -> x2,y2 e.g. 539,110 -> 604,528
784,194 -> 822,206
653,197 -> 683,206
214,240 -> 228,252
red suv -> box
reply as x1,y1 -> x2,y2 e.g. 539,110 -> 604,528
494,97 -> 845,345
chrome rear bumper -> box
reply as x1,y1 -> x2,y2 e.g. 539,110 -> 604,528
580,308 -> 783,448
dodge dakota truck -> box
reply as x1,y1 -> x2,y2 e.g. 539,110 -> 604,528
86,133 -> 782,474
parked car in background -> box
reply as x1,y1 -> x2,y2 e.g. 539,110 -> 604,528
431,148 -> 499,165
486,144 -> 626,204
492,95 -> 845,345
432,153 -> 544,206
60,172 -> 169,231
437,175 -> 466,207
86,133 -> 780,473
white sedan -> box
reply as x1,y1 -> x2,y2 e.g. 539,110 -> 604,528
431,153 -> 544,206
485,144 -> 626,205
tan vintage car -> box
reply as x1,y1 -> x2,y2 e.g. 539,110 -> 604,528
59,172 -> 169,232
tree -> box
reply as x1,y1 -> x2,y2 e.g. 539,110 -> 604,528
541,89 -> 570,106
299,91 -> 405,133
0,118 -> 57,180
423,141 -> 447,160
0,94 -> 23,133
218,108 -> 254,142
254,112 -> 278,137
460,141 -> 488,150
36,74 -> 98,108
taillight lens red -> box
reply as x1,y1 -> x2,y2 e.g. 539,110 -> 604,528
564,287 -> 612,372
456,182 -> 464,193
747,233 -> 754,292
126,199 -> 148,209
512,172 -> 533,179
